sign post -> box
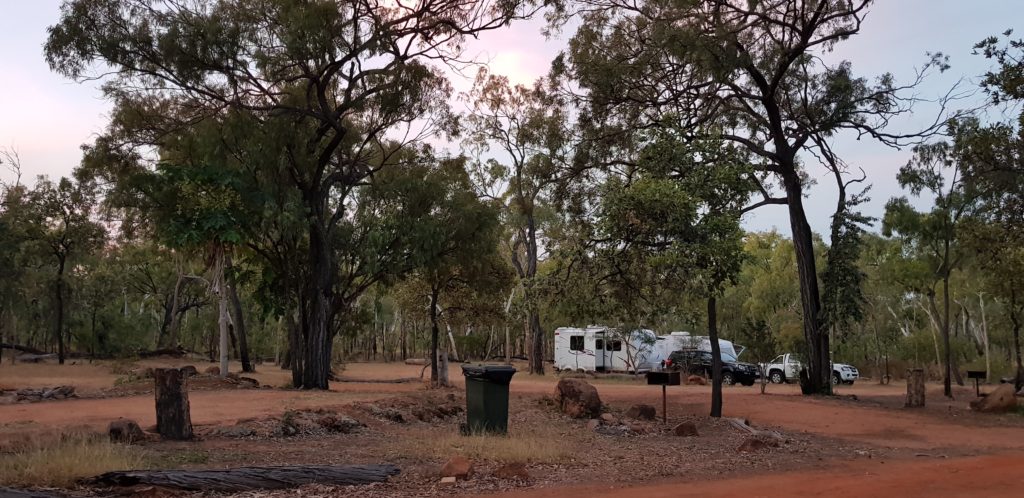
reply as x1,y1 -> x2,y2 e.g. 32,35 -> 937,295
646,371 -> 681,423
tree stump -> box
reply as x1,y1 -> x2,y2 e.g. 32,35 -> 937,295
154,367 -> 193,440
905,368 -> 925,408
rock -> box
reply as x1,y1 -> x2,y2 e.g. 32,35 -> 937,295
179,365 -> 198,377
370,406 -> 405,423
204,366 -> 220,376
213,426 -> 256,438
686,375 -> 707,386
108,418 -> 145,444
586,419 -> 600,431
738,436 -> 779,453
627,422 -> 650,435
440,476 -> 458,485
970,383 -> 1019,413
237,376 -> 260,388
493,462 -> 529,480
554,378 -> 602,419
317,414 -> 363,433
624,403 -> 657,421
673,421 -> 699,437
440,455 -> 473,479
599,413 -> 618,424
594,425 -> 629,436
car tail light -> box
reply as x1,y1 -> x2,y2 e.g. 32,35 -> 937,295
665,359 -> 673,367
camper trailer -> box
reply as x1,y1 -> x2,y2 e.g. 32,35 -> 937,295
648,332 -> 746,369
553,326 -> 658,373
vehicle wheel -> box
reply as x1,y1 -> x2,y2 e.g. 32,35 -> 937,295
769,370 -> 784,384
831,371 -> 841,385
722,372 -> 735,385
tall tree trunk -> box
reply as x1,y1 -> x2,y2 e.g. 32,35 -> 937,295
1011,289 -> 1023,391
161,266 -> 186,348
429,287 -> 440,386
708,296 -> 723,418
978,294 -> 991,383
529,311 -> 544,374
782,170 -> 828,394
226,255 -> 252,373
55,256 -> 66,365
942,276 -> 952,398
299,221 -> 332,390
215,246 -> 229,378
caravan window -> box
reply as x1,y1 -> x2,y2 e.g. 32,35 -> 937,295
569,336 -> 584,352
610,340 -> 622,351
595,339 -> 604,350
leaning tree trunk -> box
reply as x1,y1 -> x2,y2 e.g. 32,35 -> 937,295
708,296 -> 723,418
782,170 -> 829,394
154,368 -> 193,440
226,255 -> 252,373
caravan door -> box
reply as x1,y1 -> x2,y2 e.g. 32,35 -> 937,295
593,330 -> 608,372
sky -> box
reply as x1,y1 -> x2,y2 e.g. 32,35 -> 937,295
1,0 -> 1022,236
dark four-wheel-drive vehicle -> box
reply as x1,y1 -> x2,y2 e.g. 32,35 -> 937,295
663,349 -> 758,386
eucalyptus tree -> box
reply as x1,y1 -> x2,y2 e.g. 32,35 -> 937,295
405,158 -> 508,385
26,177 -> 107,364
883,134 -> 984,398
464,69 -> 571,374
551,0 -> 958,393
47,0 -> 540,389
582,133 -> 750,416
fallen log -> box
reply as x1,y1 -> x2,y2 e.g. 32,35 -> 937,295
14,353 -> 56,363
726,417 -> 786,442
334,377 -> 419,384
0,343 -> 46,355
85,464 -> 401,492
0,487 -> 66,498
138,346 -> 188,358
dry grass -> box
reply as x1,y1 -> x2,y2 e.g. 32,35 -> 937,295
410,424 -> 576,464
0,432 -> 145,488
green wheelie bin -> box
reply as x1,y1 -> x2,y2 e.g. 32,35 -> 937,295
461,364 -> 517,434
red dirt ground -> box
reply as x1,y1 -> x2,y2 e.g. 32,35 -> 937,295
1,361 -> 1022,496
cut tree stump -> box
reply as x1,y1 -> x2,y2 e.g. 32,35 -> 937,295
906,368 -> 925,408
85,464 -> 401,492
154,367 -> 193,440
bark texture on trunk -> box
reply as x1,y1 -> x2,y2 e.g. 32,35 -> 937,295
87,464 -> 400,492
429,287 -> 440,386
226,255 -> 252,373
942,276 -> 953,398
54,257 -> 66,365
782,170 -> 829,394
298,223 -> 332,390
154,367 -> 193,440
905,368 -> 926,407
708,296 -> 723,418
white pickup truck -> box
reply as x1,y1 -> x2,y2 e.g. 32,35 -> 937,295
760,353 -> 859,386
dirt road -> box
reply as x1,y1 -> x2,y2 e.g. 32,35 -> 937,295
2,361 -> 1022,496
488,452 -> 1024,498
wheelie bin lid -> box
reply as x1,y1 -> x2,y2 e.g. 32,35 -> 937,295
461,364 -> 517,384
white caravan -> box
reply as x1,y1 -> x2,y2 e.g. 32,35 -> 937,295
649,332 -> 745,369
553,326 -> 658,373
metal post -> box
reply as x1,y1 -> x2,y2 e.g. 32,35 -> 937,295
662,384 -> 667,423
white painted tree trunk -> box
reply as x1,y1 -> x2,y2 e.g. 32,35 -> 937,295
214,245 -> 229,378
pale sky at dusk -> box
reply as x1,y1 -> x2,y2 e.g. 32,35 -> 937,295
1,1 -> 1022,235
